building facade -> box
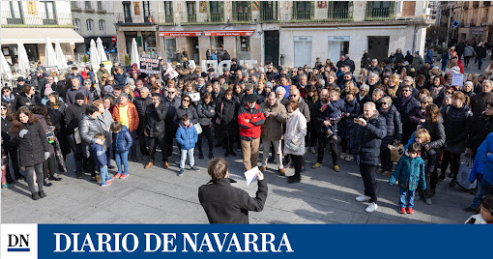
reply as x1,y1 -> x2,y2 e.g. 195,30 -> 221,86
1,1 -> 83,64
114,1 -> 434,70
70,1 -> 117,56
451,1 -> 493,44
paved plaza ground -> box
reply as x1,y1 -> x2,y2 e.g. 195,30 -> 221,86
1,141 -> 475,224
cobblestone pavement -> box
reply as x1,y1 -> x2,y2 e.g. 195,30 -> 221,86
1,141 -> 475,224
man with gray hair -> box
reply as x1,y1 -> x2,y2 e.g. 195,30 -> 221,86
351,101 -> 386,213
66,77 -> 93,105
367,72 -> 380,94
366,59 -> 382,75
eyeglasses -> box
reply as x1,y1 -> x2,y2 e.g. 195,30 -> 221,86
168,91 -> 175,94
84,83 -> 91,85
2,90 -> 10,93
289,95 -> 298,97
402,90 -> 410,92
183,100 -> 190,103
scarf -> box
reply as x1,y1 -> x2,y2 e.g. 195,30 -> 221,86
2,94 -> 15,103
379,106 -> 390,115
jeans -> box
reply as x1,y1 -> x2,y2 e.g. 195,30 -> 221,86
115,151 -> 129,175
180,148 -> 195,169
470,182 -> 484,209
359,164 -> 378,204
100,165 -> 111,185
399,187 -> 416,209
441,60 -> 449,71
261,138 -> 283,169
25,163 -> 44,194
478,58 -> 484,70
480,178 -> 493,196
68,134 -> 83,175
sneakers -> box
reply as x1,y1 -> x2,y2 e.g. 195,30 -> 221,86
102,181 -> 112,187
312,163 -> 322,169
279,169 -> 286,176
340,153 -> 347,160
381,171 -> 391,176
355,195 -> 371,202
301,165 -> 306,172
259,166 -> 266,172
178,169 -> 185,176
365,203 -> 378,213
190,166 -> 200,171
106,176 -> 115,182
49,173 -> 63,181
114,173 -> 121,179
345,154 -> 353,162
287,175 -> 301,184
399,208 -> 407,214
2,183 -> 13,188
96,175 -> 102,184
309,147 -> 316,154
163,161 -> 169,169
144,162 -> 154,169
333,165 -> 340,172
407,208 -> 414,214
119,174 -> 129,179
425,198 -> 432,205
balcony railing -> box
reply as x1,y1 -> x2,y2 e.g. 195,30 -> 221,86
117,13 -> 156,24
1,11 -> 73,26
327,2 -> 353,21
232,2 -> 251,22
260,2 -> 278,22
155,13 -> 174,24
187,14 -> 196,23
291,1 -> 314,21
209,12 -> 223,22
365,2 -> 396,21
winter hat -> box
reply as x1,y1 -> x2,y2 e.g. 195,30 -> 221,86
44,84 -> 53,96
75,92 -> 85,100
104,85 -> 113,93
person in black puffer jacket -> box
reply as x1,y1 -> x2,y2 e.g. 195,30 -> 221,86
216,90 -> 238,156
173,95 -> 198,127
339,90 -> 360,161
395,85 -> 420,143
468,102 -> 493,159
197,93 -> 216,159
10,107 -> 50,200
420,104 -> 445,194
379,96 -> 402,176
144,93 -> 168,169
441,92 -> 473,187
133,87 -> 152,158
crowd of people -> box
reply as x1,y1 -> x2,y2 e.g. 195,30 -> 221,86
2,44 -> 493,223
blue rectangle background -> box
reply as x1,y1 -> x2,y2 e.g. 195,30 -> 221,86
38,224 -> 493,259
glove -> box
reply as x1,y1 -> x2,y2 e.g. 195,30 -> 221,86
423,144 -> 430,151
19,129 -> 28,138
392,139 -> 401,146
44,152 -> 50,160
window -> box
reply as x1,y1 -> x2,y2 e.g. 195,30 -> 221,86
232,2 -> 251,22
292,1 -> 313,20
97,1 -> 103,10
123,2 -> 132,23
85,1 -> 92,10
142,31 -> 156,51
7,2 -> 23,24
71,2 -> 78,8
209,1 -> 224,22
186,1 -> 196,22
164,1 -> 173,23
260,1 -> 278,21
236,36 -> 250,60
328,1 -> 353,21
365,1 -> 395,20
41,1 -> 57,25
98,20 -> 105,32
143,1 -> 151,22
86,19 -> 94,32
74,18 -> 80,32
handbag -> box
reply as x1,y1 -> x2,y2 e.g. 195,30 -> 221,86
285,140 -> 300,152
194,124 -> 202,135
74,127 -> 82,144
388,144 -> 405,162
457,157 -> 477,191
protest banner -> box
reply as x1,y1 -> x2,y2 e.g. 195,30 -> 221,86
140,57 -> 161,74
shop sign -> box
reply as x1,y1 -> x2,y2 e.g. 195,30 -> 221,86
139,57 -> 160,74
328,36 -> 350,42
204,30 -> 254,37
159,31 -> 203,37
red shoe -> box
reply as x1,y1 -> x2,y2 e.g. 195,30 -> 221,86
102,181 -> 112,187
106,176 -> 115,182
407,208 -> 414,214
119,174 -> 129,179
399,208 -> 407,214
114,173 -> 121,179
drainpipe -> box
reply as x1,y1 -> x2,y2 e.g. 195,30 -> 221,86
412,24 -> 418,53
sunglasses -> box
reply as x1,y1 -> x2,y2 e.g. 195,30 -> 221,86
289,95 -> 298,97
183,100 -> 190,103
381,102 -> 388,105
402,90 -> 410,92
168,91 -> 175,94
2,90 -> 10,93
1,107 -> 7,110
84,83 -> 91,85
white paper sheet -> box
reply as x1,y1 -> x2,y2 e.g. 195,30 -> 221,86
451,73 -> 463,87
244,166 -> 259,186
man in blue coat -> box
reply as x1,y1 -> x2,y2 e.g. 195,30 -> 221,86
351,102 -> 387,213
476,133 -> 493,196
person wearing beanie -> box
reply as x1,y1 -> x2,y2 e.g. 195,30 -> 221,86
64,92 -> 88,178
40,84 -> 54,105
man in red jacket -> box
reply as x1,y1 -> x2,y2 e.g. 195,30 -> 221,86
238,94 -> 266,171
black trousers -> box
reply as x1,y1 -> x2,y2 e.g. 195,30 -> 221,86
359,164 -> 378,204
139,131 -> 149,157
43,155 -> 56,178
197,125 -> 213,153
341,138 -> 351,154
165,126 -> 176,157
441,150 -> 461,179
6,147 -> 21,180
380,147 -> 393,172
317,133 -> 338,165
148,135 -> 166,163
291,155 -> 303,180
464,56 -> 472,67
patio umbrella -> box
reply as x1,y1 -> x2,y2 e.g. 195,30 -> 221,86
131,38 -> 140,69
0,50 -> 12,78
96,37 -> 107,62
44,38 -> 57,67
17,40 -> 30,76
90,39 -> 100,71
54,40 -> 68,69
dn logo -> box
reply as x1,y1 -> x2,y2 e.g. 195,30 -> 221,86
7,234 -> 30,252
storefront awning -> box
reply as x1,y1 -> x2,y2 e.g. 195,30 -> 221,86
0,28 -> 84,45
204,30 -> 255,37
159,31 -> 203,37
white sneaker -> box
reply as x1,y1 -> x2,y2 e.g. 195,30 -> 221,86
309,147 -> 316,154
355,195 -> 371,202
365,203 -> 378,213
345,154 -> 353,162
340,152 -> 347,160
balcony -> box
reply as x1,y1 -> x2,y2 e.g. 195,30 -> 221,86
365,2 -> 396,21
209,12 -> 223,23
116,13 -> 156,25
187,14 -> 196,23
291,1 -> 314,21
155,13 -> 174,24
85,8 -> 95,13
232,2 -> 251,23
260,2 -> 278,22
1,11 -> 72,27
485,2 -> 491,7
327,2 -> 353,21
97,9 -> 107,14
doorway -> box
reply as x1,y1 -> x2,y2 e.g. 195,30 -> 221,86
264,31 -> 279,66
367,36 -> 389,61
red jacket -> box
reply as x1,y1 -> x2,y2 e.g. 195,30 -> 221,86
238,103 -> 266,140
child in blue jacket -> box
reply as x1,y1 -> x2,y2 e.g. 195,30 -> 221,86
90,133 -> 113,187
176,114 -> 199,176
389,143 -> 427,215
111,122 -> 133,179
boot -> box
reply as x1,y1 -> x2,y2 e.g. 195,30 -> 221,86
209,151 -> 214,159
228,136 -> 236,156
32,192 -> 41,200
198,150 -> 204,159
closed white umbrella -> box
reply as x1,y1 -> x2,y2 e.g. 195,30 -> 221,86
90,39 -> 100,71
54,40 -> 68,69
96,37 -> 108,62
17,40 -> 30,76
131,38 -> 140,69
0,50 -> 12,78
44,38 -> 57,67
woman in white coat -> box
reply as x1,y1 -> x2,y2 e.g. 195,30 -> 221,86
283,100 -> 307,183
